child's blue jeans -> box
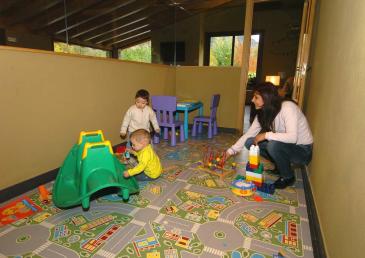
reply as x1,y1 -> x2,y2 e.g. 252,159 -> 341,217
134,172 -> 156,181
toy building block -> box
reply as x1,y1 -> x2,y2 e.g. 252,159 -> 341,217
246,162 -> 264,186
231,178 -> 256,197
38,185 -> 51,203
256,182 -> 275,195
246,145 -> 264,186
249,145 -> 260,169
116,145 -> 126,154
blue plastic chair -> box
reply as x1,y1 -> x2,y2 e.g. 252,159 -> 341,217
151,96 -> 185,146
192,94 -> 220,138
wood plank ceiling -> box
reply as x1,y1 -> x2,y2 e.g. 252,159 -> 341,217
0,0 -> 239,50
0,0 -> 302,51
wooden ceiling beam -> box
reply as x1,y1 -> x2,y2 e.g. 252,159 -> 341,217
96,23 -> 150,45
69,0 -> 152,40
110,30 -> 151,48
31,0 -> 105,32
83,16 -> 148,42
147,5 -> 191,29
53,0 -> 138,35
0,0 -> 24,16
6,0 -> 63,26
53,35 -> 112,51
180,0 -> 233,11
78,3 -> 169,42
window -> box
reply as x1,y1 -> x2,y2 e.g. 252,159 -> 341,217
207,34 -> 261,78
118,41 -> 151,63
54,42 -> 110,58
209,36 -> 233,66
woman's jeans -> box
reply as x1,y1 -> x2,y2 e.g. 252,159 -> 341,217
245,138 -> 312,179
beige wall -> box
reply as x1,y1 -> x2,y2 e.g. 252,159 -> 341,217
151,15 -> 201,65
5,30 -> 53,51
0,47 -> 175,190
305,0 -> 365,256
175,66 -> 241,129
152,5 -> 301,83
252,8 -> 302,82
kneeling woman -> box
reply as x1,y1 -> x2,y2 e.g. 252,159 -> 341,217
226,82 -> 313,189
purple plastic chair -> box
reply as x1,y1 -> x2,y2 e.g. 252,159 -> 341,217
151,96 -> 185,146
192,94 -> 220,138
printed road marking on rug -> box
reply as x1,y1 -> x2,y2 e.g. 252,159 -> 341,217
177,178 -> 187,183
217,217 -> 234,225
243,237 -> 252,249
129,207 -> 140,216
184,184 -> 192,189
303,245 -> 313,251
301,217 -> 309,222
131,219 -> 146,227
191,223 -> 200,233
0,226 -> 15,237
289,206 -> 296,214
34,241 -> 52,254
147,205 -> 160,210
43,247 -> 70,257
40,221 -> 54,228
96,249 -> 116,258
203,246 -> 225,256
154,214 -> 165,223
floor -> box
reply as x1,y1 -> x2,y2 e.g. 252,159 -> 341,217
0,130 -> 314,258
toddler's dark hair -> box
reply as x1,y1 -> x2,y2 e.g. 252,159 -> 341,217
135,89 -> 150,102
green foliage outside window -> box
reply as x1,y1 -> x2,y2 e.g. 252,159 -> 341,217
54,42 -> 110,58
118,41 -> 151,63
209,34 -> 260,78
209,36 -> 233,66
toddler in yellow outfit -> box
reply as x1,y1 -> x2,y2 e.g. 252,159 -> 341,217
123,129 -> 162,181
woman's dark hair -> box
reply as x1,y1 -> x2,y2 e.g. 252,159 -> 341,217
135,89 -> 150,102
254,82 -> 282,132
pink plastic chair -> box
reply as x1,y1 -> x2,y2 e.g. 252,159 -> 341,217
151,96 -> 185,146
192,94 -> 220,138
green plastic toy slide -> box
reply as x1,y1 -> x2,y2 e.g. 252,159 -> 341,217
52,130 -> 139,210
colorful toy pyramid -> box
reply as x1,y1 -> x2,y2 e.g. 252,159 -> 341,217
246,145 -> 264,187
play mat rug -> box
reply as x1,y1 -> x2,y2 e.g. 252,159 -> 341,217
0,132 -> 313,258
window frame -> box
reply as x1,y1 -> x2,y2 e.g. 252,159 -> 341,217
118,40 -> 152,63
53,41 -> 111,58
204,31 -> 264,80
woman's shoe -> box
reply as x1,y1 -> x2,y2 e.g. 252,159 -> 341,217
265,169 -> 279,175
274,177 -> 295,189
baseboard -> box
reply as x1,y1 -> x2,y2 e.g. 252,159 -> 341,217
0,168 -> 59,204
217,127 -> 238,134
0,142 -> 127,204
187,123 -> 238,134
301,167 -> 327,258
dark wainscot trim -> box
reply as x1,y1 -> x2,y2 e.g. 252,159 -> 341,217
301,167 -> 327,258
0,143 -> 128,204
0,168 -> 59,203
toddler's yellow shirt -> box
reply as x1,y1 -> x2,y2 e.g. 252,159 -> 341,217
127,144 -> 162,179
